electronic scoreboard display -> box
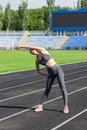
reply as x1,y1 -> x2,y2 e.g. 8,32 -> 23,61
51,9 -> 87,30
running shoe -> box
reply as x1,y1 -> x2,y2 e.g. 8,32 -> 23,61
63,106 -> 69,114
34,105 -> 43,112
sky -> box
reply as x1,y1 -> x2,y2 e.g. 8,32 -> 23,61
0,0 -> 78,10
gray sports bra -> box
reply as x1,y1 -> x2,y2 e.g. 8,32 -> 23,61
37,54 -> 52,65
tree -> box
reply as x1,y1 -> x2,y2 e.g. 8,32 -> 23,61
42,6 -> 50,30
77,0 -> 87,8
46,0 -> 55,7
10,10 -> 19,30
18,0 -> 28,30
0,4 -> 3,30
83,0 -> 87,7
0,0 -> 72,31
46,0 -> 55,28
28,8 -> 45,30
3,3 -> 11,30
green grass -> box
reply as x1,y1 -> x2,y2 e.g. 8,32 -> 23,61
0,50 -> 87,74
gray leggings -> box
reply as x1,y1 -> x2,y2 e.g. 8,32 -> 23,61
40,64 -> 68,106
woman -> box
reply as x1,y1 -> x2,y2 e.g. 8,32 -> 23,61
19,45 -> 69,113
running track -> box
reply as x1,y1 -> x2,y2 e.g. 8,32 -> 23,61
0,62 -> 87,130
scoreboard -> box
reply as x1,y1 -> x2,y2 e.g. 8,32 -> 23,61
51,8 -> 87,31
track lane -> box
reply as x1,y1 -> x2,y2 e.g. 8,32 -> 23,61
0,62 -> 87,130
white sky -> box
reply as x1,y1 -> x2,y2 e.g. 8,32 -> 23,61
0,0 -> 78,10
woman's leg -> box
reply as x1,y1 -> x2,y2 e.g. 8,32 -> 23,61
57,67 -> 69,113
34,75 -> 56,112
40,75 -> 56,104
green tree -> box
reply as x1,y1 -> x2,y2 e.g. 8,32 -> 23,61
42,6 -> 50,30
77,0 -> 87,8
28,8 -> 45,30
3,3 -> 11,30
0,4 -> 3,30
83,0 -> 87,7
10,10 -> 19,30
46,0 -> 55,6
18,0 -> 28,30
46,0 -> 55,28
0,0 -> 72,31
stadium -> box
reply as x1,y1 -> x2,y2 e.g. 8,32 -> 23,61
0,0 -> 87,130
1,8 -> 87,50
0,7 -> 87,50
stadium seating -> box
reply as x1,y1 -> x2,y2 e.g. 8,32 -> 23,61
27,36 -> 66,49
0,36 -> 21,49
0,35 -> 87,50
61,36 -> 87,49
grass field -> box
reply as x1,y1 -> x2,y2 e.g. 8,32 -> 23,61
0,49 -> 87,74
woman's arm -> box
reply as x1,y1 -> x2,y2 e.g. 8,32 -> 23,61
19,45 -> 49,54
19,45 -> 43,51
35,60 -> 48,77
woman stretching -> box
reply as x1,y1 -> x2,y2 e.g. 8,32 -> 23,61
19,45 -> 69,113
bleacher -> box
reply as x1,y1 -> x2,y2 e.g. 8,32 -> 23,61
27,36 -> 66,49
0,36 -> 21,49
61,36 -> 87,49
0,31 -> 87,50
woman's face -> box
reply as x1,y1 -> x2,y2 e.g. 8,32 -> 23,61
29,49 -> 38,55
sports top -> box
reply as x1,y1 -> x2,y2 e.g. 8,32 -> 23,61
37,54 -> 52,65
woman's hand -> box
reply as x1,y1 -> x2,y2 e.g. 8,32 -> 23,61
37,70 -> 48,77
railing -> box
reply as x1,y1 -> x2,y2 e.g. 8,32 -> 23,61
0,31 -> 24,36
0,31 -> 58,36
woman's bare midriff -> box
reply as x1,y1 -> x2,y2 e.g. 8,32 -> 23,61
45,59 -> 56,68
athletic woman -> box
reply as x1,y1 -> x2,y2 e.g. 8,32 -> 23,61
19,45 -> 69,113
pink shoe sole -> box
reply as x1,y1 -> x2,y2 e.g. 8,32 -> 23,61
34,108 -> 43,112
63,107 -> 69,114
63,110 -> 69,113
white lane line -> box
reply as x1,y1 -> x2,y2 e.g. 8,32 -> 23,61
0,85 -> 87,122
65,69 -> 87,76
66,75 -> 87,83
51,109 -> 87,130
0,78 -> 46,92
0,70 -> 87,92
0,109 -> 31,122
0,61 -> 87,75
0,73 -> 40,83
0,62 -> 87,82
61,61 -> 87,67
64,64 -> 87,71
0,75 -> 87,103
0,88 -> 44,103
43,86 -> 87,105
